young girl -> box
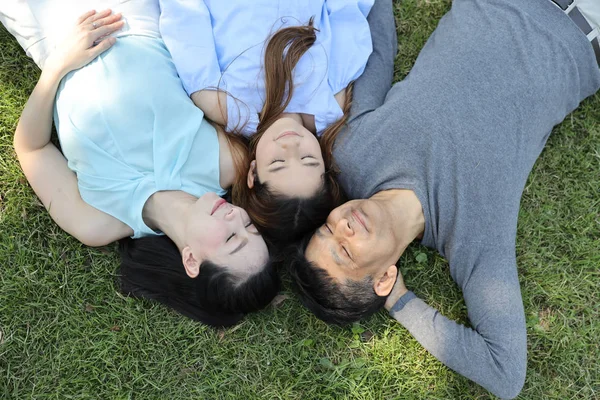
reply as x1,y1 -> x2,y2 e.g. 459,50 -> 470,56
159,0 -> 375,244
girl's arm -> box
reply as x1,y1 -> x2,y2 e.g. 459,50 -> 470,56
326,0 -> 376,106
14,10 -> 133,246
158,0 -> 227,125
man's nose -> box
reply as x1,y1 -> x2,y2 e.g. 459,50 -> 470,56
334,217 -> 354,237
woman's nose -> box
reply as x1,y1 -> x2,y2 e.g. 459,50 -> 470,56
279,138 -> 301,149
224,206 -> 238,221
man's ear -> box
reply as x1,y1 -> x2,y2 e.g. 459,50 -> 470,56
182,246 -> 202,278
247,160 -> 257,189
373,265 -> 398,297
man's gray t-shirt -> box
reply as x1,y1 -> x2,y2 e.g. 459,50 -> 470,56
334,0 -> 600,397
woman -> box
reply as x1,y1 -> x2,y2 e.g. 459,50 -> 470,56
12,9 -> 280,326
159,0 -> 375,244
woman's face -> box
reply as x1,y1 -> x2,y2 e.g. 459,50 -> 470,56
251,116 -> 325,197
183,192 -> 269,279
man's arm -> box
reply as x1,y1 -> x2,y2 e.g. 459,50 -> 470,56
386,246 -> 527,399
346,0 -> 397,123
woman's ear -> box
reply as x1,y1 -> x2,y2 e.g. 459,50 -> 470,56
373,265 -> 398,297
247,160 -> 257,189
182,246 -> 201,278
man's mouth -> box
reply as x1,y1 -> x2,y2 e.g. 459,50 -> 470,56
352,210 -> 368,232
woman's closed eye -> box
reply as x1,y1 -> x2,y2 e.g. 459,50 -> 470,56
228,223 -> 256,242
270,159 -> 285,165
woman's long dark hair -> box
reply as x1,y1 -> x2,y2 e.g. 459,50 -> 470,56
233,19 -> 351,245
118,236 -> 280,327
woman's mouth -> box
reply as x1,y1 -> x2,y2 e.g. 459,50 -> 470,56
276,131 -> 301,140
211,198 -> 227,215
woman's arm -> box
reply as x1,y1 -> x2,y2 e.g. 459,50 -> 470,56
158,0 -> 227,125
190,90 -> 228,126
325,0 -> 377,108
14,10 -> 133,246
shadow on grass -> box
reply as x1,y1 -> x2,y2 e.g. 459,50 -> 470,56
0,26 -> 40,98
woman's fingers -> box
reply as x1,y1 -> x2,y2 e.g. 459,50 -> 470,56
82,9 -> 112,26
89,36 -> 117,58
91,20 -> 124,42
77,10 -> 96,24
90,13 -> 122,31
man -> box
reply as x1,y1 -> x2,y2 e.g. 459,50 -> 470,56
289,0 -> 600,398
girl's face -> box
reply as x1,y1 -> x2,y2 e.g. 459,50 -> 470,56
250,116 -> 325,197
182,192 -> 268,280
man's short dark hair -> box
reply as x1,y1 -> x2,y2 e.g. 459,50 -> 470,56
287,234 -> 386,325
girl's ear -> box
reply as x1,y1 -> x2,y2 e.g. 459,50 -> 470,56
247,160 -> 257,189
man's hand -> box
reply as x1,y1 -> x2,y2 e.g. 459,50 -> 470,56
384,269 -> 408,311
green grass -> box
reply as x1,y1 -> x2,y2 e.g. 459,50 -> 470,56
1,1 -> 599,398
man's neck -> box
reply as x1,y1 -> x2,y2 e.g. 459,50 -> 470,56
371,189 -> 425,249
142,191 -> 196,251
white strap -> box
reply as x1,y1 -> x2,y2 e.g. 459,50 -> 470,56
565,0 -> 579,15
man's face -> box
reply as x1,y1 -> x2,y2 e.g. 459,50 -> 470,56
305,199 -> 402,283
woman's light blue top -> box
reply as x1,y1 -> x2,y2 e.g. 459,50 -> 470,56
54,36 -> 226,238
159,0 -> 374,135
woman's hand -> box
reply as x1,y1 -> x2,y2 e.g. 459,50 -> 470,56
384,268 -> 409,311
44,9 -> 124,78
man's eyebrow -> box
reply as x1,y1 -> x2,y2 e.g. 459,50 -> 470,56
230,238 -> 248,255
330,246 -> 343,266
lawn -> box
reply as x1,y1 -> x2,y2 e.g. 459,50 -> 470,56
1,1 -> 599,399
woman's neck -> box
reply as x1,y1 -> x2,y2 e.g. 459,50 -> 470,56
142,191 -> 196,251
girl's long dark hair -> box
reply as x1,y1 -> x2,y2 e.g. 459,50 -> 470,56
118,236 -> 280,327
233,19 -> 351,245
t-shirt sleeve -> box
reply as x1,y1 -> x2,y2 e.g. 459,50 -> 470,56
158,0 -> 222,96
325,0 -> 374,95
0,1 -> 49,68
346,0 -> 397,123
389,244 -> 527,399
